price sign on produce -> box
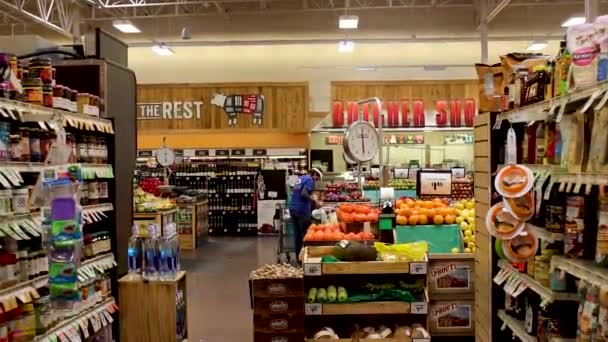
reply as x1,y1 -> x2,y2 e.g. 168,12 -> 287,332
304,262 -> 322,276
417,170 -> 452,197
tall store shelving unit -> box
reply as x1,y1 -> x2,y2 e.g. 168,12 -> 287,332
475,81 -> 608,341
0,97 -> 120,340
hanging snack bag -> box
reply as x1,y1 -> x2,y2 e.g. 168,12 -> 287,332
475,63 -> 503,112
486,202 -> 526,239
567,23 -> 600,89
567,112 -> 588,173
502,227 -> 539,263
503,191 -> 535,221
495,164 -> 534,198
594,15 -> 608,82
500,53 -> 548,108
597,185 -> 608,266
564,196 -> 586,259
587,107 -> 608,173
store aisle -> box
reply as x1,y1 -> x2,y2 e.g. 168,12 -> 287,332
181,237 -> 278,341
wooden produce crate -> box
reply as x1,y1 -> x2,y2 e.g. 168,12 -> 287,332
254,312 -> 305,332
119,271 -> 187,342
305,298 -> 429,316
133,208 -> 178,236
251,278 -> 304,298
427,253 -> 475,300
428,300 -> 475,337
303,246 -> 428,276
255,332 -> 306,342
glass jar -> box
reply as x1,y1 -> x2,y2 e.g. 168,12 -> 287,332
0,190 -> 12,216
42,84 -> 52,108
39,131 -> 49,162
65,133 -> 76,163
28,57 -> 52,84
77,93 -> 88,114
0,122 -> 10,161
88,181 -> 99,205
69,89 -> 78,113
18,128 -> 30,162
29,129 -> 40,162
87,136 -> 97,163
79,183 -> 89,206
52,85 -> 63,110
100,137 -> 107,163
77,135 -> 88,163
98,181 -> 108,201
11,188 -> 29,215
10,134 -> 21,161
22,78 -> 43,105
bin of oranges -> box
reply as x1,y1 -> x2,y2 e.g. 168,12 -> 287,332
336,203 -> 380,223
395,198 -> 458,226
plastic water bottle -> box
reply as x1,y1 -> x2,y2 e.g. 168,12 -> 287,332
143,225 -> 159,280
127,233 -> 142,276
158,234 -> 172,280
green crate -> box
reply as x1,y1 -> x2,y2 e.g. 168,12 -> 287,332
379,214 -> 394,231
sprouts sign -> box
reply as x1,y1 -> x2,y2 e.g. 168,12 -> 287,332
138,101 -> 204,120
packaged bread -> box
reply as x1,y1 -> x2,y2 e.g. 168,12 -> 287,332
566,111 -> 587,173
567,23 -> 599,89
475,63 -> 503,112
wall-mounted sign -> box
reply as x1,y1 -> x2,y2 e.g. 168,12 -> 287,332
211,93 -> 265,127
444,134 -> 474,145
216,149 -> 229,156
231,149 -> 246,156
137,150 -> 153,158
325,135 -> 344,145
417,170 -> 452,197
383,134 -> 425,145
394,168 -> 409,178
195,149 -> 209,157
451,167 -> 465,179
253,149 -> 267,156
138,101 -> 204,120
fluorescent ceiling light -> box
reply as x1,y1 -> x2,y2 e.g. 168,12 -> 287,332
527,40 -> 548,51
561,16 -> 586,27
338,40 -> 355,53
354,66 -> 376,71
112,20 -> 141,33
152,44 -> 174,56
339,15 -> 359,29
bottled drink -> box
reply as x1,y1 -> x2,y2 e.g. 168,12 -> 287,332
158,235 -> 172,280
142,225 -> 159,281
127,227 -> 142,277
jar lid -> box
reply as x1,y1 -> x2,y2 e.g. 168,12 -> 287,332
12,188 -> 28,194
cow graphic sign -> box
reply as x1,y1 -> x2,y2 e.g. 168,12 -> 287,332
211,93 -> 265,127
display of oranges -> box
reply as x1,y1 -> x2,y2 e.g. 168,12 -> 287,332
395,198 -> 460,226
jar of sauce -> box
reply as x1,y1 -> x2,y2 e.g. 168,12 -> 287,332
28,58 -> 52,84
22,78 -> 43,106
18,128 -> 30,162
42,84 -> 52,108
29,129 -> 41,162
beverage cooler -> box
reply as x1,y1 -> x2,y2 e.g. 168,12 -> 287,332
257,169 -> 288,235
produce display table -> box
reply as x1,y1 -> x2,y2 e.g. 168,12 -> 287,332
364,189 -> 417,202
177,200 -> 208,250
119,271 -> 188,342
133,208 -> 178,236
303,246 -> 430,340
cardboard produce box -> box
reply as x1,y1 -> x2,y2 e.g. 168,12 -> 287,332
429,300 -> 475,336
252,278 -> 304,299
428,254 -> 474,299
254,332 -> 305,342
253,312 -> 304,333
253,297 -> 305,315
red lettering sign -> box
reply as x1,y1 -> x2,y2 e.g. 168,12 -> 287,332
347,101 -> 358,125
387,101 -> 398,127
435,99 -> 448,127
361,103 -> 370,122
401,100 -> 410,127
331,100 -> 344,128
372,102 -> 381,127
413,99 -> 425,127
464,98 -> 476,127
449,100 -> 462,127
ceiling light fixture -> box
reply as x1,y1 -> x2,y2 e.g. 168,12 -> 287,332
152,43 -> 174,56
561,16 -> 586,27
339,15 -> 359,29
527,40 -> 548,51
112,20 -> 141,33
354,66 -> 375,71
338,40 -> 355,53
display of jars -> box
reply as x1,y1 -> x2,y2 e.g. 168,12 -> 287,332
22,78 -> 43,105
28,58 -> 53,84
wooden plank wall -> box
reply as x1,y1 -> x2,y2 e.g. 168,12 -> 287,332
474,112 -> 492,342
331,80 -> 478,109
137,82 -> 309,132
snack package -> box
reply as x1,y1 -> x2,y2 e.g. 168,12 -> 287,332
594,15 -> 608,82
567,23 -> 599,89
500,53 -> 549,107
598,286 -> 608,339
564,196 -> 585,259
587,107 -> 608,173
475,63 -> 503,112
597,187 -> 608,267
566,111 -> 587,173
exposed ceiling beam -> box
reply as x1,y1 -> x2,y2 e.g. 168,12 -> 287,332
0,0 -> 76,37
486,0 -> 510,22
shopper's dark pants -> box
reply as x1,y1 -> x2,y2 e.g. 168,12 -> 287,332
290,210 -> 311,261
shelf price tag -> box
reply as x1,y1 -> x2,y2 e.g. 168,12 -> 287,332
409,262 -> 427,275
304,262 -> 322,276
412,338 -> 430,342
305,303 -> 322,315
411,302 -> 428,314
78,318 -> 90,338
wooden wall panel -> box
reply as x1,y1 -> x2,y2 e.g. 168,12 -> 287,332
136,82 -> 308,132
331,80 -> 478,111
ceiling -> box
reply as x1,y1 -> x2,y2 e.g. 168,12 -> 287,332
0,0 -> 603,45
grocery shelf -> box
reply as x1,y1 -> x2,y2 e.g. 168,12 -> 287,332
0,97 -> 114,134
527,223 -> 565,243
81,163 -> 114,179
497,260 -> 578,305
495,80 -> 608,126
78,253 -> 117,282
82,203 -> 114,223
0,212 -> 43,240
497,310 -> 535,342
34,297 -> 116,341
305,300 -> 427,315
551,256 -> 608,287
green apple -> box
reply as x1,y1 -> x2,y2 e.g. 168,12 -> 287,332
455,203 -> 464,210
451,247 -> 460,254
460,222 -> 469,231
467,241 -> 475,249
456,216 -> 464,224
463,236 -> 471,243
464,230 -> 473,237
466,216 -> 475,224
464,247 -> 472,253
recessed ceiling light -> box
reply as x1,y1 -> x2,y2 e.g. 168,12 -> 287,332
354,66 -> 375,71
112,20 -> 141,33
527,40 -> 548,51
338,40 -> 355,53
339,15 -> 359,29
152,44 -> 174,56
561,16 -> 586,27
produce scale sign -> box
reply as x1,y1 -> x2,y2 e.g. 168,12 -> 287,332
417,170 -> 452,197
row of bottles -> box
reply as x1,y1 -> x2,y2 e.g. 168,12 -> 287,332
209,197 -> 255,212
173,162 -> 258,177
208,176 -> 254,194
127,224 -> 181,281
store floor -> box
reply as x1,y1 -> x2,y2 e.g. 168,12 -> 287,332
181,236 -> 279,341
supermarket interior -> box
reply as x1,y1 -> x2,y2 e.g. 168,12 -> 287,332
1,1 -> 608,341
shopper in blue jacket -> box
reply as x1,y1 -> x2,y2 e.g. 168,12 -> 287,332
289,168 -> 322,260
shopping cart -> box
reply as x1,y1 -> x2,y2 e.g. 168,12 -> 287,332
277,204 -> 295,263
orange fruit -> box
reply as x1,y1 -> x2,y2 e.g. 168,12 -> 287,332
444,214 -> 456,225
402,208 -> 413,218
397,215 -> 408,225
408,215 -> 419,226
396,199 -> 404,208
433,215 -> 444,225
405,198 -> 415,206
418,215 -> 428,225
427,208 -> 436,220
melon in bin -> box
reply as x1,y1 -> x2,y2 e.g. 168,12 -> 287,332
333,240 -> 378,261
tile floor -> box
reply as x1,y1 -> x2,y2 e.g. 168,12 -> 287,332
181,236 -> 279,342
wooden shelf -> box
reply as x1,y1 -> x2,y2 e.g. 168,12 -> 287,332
551,256 -> 608,287
305,301 -> 428,315
497,310 -> 535,342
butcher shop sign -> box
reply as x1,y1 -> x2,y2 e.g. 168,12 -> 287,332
138,101 -> 204,120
